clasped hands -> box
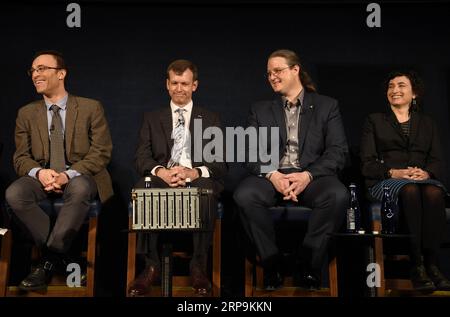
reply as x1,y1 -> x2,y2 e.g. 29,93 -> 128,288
390,166 -> 430,181
156,166 -> 200,187
269,171 -> 311,202
37,169 -> 69,193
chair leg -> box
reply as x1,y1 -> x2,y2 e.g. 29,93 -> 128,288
0,229 -> 12,297
371,219 -> 386,297
127,216 -> 136,297
374,236 -> 386,297
244,258 -> 254,297
212,218 -> 221,297
86,217 -> 97,297
256,262 -> 264,290
328,256 -> 338,297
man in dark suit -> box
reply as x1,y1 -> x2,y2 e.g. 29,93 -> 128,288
234,49 -> 349,290
130,59 -> 227,296
5,50 -> 113,291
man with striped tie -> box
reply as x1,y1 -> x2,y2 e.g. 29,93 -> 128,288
132,59 -> 227,296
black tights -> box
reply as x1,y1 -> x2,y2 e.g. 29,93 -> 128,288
398,184 -> 446,266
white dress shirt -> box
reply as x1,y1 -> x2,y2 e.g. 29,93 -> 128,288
151,100 -> 210,178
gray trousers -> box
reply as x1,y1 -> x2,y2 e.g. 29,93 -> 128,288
5,175 -> 97,253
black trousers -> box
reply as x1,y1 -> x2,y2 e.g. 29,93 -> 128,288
5,175 -> 97,253
234,174 -> 348,270
134,176 -> 219,270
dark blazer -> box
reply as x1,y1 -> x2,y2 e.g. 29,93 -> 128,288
13,95 -> 114,202
245,91 -> 348,178
360,110 -> 445,188
135,105 -> 227,183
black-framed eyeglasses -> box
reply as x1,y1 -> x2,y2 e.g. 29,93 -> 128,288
27,65 -> 62,77
266,65 -> 293,78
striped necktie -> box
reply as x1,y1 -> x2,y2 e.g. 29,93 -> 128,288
167,108 -> 186,168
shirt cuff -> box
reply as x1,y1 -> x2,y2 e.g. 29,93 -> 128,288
265,170 -> 277,180
151,165 -> 164,176
305,171 -> 313,181
29,167 -> 42,179
197,166 -> 210,178
65,169 -> 81,179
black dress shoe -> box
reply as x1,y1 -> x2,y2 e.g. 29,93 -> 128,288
263,270 -> 284,291
411,264 -> 436,293
18,261 -> 54,291
426,265 -> 450,291
295,270 -> 321,290
262,253 -> 284,291
80,272 -> 87,286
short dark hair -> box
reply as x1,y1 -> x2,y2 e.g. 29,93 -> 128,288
166,59 -> 198,81
32,50 -> 67,71
385,70 -> 424,112
269,49 -> 316,92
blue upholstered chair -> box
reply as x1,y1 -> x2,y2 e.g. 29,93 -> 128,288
0,198 -> 101,297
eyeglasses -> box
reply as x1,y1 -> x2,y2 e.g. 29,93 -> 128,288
266,66 -> 293,78
27,65 -> 62,77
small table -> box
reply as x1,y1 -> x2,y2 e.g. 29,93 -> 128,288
329,232 -> 412,297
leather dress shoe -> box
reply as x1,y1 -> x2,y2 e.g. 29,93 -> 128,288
80,271 -> 87,286
295,270 -> 321,290
264,270 -> 284,291
262,254 -> 284,291
426,265 -> 450,291
18,261 -> 54,291
411,264 -> 436,293
190,265 -> 211,296
128,265 -> 160,297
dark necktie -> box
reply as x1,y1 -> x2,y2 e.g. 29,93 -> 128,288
50,104 -> 66,172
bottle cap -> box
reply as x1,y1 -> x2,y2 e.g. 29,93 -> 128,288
145,176 -> 151,182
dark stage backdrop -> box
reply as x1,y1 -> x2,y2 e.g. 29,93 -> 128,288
1,0 -> 450,296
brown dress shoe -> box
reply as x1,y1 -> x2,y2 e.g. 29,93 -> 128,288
128,265 -> 160,296
190,265 -> 211,296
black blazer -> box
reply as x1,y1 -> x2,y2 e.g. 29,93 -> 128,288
245,92 -> 348,178
135,105 -> 227,182
360,110 -> 445,188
